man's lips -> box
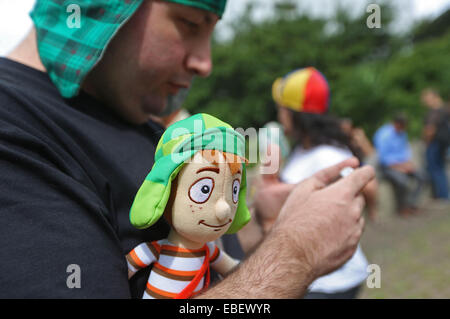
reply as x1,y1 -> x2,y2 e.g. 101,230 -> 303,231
167,82 -> 190,94
198,219 -> 232,229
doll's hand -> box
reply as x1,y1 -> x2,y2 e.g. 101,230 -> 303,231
128,269 -> 136,280
271,158 -> 375,278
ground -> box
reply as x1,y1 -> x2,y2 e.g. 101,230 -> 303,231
359,184 -> 450,298
359,143 -> 450,299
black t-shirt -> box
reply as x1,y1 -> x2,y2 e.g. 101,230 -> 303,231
0,58 -> 172,298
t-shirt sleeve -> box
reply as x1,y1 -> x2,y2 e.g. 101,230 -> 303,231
0,122 -> 130,298
126,242 -> 160,272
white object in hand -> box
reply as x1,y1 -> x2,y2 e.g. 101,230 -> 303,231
339,167 -> 354,178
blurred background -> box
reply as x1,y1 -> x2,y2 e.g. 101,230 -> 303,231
1,0 -> 449,298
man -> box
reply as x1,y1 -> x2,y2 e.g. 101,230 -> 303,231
0,0 -> 374,298
373,114 -> 424,217
421,88 -> 449,200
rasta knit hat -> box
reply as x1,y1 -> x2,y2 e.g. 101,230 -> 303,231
272,67 -> 330,114
129,113 -> 251,234
30,0 -> 227,98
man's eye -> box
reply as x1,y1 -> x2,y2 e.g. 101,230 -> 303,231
181,18 -> 199,29
189,178 -> 214,204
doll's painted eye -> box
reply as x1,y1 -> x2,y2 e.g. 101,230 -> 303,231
232,179 -> 240,204
189,177 -> 214,204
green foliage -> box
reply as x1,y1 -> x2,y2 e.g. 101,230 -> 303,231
184,3 -> 449,139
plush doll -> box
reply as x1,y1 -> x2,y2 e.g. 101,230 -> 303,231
126,113 -> 251,299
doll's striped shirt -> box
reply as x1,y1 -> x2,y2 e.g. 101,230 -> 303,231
126,239 -> 222,299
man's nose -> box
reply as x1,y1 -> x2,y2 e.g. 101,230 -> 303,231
186,40 -> 212,77
215,198 -> 231,222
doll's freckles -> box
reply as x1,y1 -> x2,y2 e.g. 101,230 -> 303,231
189,205 -> 204,213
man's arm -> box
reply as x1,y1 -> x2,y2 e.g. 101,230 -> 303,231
198,158 -> 374,298
423,124 -> 436,144
389,161 -> 415,174
0,132 -> 130,298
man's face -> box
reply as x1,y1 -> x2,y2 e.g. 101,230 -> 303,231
421,91 -> 442,109
394,121 -> 406,132
83,1 -> 219,124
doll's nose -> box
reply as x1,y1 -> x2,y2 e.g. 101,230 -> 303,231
215,198 -> 231,222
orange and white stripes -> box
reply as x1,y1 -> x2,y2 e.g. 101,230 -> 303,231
126,239 -> 221,299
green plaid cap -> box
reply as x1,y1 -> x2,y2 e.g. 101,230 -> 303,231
129,113 -> 251,234
166,0 -> 226,17
30,0 -> 227,98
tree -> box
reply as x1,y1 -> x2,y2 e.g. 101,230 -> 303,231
184,3 -> 448,139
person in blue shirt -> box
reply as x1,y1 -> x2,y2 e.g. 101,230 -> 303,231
373,114 -> 425,217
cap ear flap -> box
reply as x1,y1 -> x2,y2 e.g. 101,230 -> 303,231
226,166 -> 251,234
130,164 -> 184,229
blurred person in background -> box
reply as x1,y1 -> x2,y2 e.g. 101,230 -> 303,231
340,118 -> 375,159
340,118 -> 378,221
373,114 -> 425,217
261,66 -> 370,299
421,88 -> 449,200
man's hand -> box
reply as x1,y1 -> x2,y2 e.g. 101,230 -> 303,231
199,157 -> 375,299
389,161 -> 415,174
271,157 -> 375,279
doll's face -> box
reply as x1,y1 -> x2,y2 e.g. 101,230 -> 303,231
170,152 -> 242,244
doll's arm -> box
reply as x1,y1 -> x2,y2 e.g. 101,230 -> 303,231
126,242 -> 159,279
208,243 -> 239,277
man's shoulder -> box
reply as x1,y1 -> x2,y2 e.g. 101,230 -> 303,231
374,124 -> 390,141
0,58 -> 61,119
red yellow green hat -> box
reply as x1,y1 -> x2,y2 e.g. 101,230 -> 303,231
272,67 -> 330,114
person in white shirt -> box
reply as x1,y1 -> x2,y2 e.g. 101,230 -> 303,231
270,67 -> 370,298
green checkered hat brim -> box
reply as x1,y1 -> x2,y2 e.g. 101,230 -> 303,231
30,0 -> 227,98
166,0 -> 226,18
129,113 -> 251,234
31,0 -> 144,98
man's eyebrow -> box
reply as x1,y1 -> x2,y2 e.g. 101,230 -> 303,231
197,167 -> 220,174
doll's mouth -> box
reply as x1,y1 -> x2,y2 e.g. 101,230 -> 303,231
198,219 -> 232,229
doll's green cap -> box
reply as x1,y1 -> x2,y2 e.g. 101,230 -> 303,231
130,113 -> 250,234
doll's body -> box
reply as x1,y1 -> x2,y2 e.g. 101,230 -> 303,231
127,239 -> 224,299
126,114 -> 250,299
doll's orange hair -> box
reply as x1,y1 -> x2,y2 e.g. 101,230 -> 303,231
199,149 -> 244,175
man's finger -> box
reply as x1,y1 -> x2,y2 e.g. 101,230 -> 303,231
336,165 -> 376,197
313,157 -> 360,188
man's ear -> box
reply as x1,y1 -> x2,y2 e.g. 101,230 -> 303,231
163,175 -> 178,227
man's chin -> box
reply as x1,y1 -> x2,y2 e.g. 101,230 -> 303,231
142,96 -> 167,115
